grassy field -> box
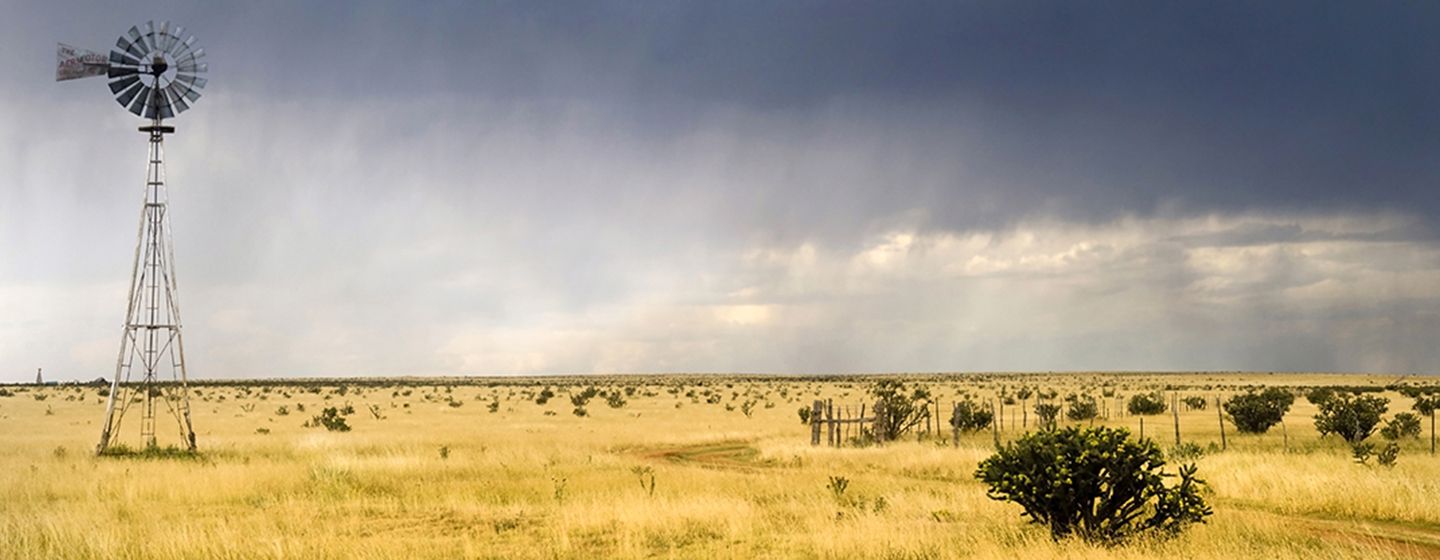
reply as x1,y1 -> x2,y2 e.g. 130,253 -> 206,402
1,372 -> 1438,559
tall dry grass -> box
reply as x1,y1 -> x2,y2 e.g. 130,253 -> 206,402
0,373 -> 1435,559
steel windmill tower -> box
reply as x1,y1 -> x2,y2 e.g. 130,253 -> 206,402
57,21 -> 209,454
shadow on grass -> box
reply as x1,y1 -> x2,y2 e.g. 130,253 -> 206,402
97,444 -> 207,462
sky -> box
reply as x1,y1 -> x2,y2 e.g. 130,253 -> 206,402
4,1 -> 1440,381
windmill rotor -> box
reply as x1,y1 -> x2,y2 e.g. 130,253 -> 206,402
58,19 -> 208,120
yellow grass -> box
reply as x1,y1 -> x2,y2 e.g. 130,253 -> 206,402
1,372 -> 1437,559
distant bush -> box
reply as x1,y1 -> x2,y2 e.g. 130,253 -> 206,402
305,407 -> 351,432
1380,412 -> 1422,440
869,380 -> 932,441
1377,442 -> 1400,468
1181,396 -> 1208,411
1065,394 -> 1098,422
1223,388 -> 1294,434
1306,387 -> 1337,406
1415,395 -> 1440,417
798,406 -> 812,425
949,399 -> 993,433
606,392 -> 627,409
1314,394 -> 1388,445
571,387 -> 599,408
975,426 -> 1210,543
1034,403 -> 1061,430
1127,392 -> 1167,416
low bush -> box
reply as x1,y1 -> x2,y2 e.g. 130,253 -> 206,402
1065,394 -> 1098,422
1380,412 -> 1422,440
975,426 -> 1211,543
949,399 -> 993,432
1314,394 -> 1388,445
1223,388 -> 1294,434
1034,403 -> 1061,430
1127,392 -> 1167,416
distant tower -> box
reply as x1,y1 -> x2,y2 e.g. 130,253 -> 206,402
57,21 -> 209,454
36,368 -> 42,384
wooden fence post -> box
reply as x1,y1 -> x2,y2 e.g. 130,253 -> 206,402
873,401 -> 887,444
1216,395 -> 1227,451
1172,392 -> 1181,447
1139,416 -> 1145,441
826,399 -> 836,447
951,403 -> 960,448
810,400 -> 822,446
991,400 -> 1000,448
924,401 -> 933,437
859,404 -> 867,443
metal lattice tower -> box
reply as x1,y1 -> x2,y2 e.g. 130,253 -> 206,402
97,119 -> 196,453
56,21 -> 208,454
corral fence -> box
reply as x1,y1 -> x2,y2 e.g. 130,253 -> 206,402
809,398 -> 1006,448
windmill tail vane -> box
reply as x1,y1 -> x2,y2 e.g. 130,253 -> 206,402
58,20 -> 209,455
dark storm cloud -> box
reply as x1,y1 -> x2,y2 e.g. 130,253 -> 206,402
6,2 -> 1440,379
25,1 -> 1440,231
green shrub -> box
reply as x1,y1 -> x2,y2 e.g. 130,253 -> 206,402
949,399 -> 993,432
1065,394 -> 1098,422
1305,387 -> 1337,406
1380,412 -> 1422,440
798,406 -> 812,425
975,426 -> 1211,543
1314,394 -> 1388,445
1414,395 -> 1440,416
869,380 -> 932,441
1377,442 -> 1400,468
1034,403 -> 1061,430
1223,388 -> 1294,434
306,407 -> 351,432
1181,396 -> 1208,411
1127,392 -> 1167,416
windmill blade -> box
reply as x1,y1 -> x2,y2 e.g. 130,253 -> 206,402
109,50 -> 141,67
166,26 -> 186,54
177,61 -> 208,73
116,36 -> 144,59
56,43 -> 109,81
126,26 -> 151,57
106,65 -> 140,79
142,87 -> 159,119
144,21 -> 157,51
108,75 -> 141,94
176,74 -> 207,89
115,80 -> 144,105
127,84 -> 152,116
156,88 -> 175,119
114,80 -> 145,107
165,83 -> 191,113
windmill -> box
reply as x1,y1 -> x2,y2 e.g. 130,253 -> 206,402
57,21 -> 208,454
